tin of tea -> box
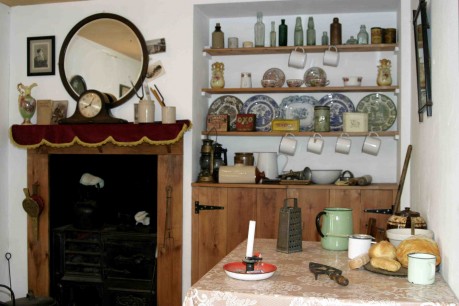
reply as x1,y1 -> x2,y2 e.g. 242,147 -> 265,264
384,28 -> 396,44
371,27 -> 383,44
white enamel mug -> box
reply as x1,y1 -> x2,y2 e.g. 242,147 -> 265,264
279,133 -> 297,156
288,47 -> 307,69
408,253 -> 436,285
362,132 -> 381,156
348,234 -> 373,259
335,133 -> 352,154
307,133 -> 324,155
323,45 -> 339,67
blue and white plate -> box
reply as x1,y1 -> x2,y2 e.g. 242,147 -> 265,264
279,95 -> 319,131
318,93 -> 355,131
242,95 -> 280,131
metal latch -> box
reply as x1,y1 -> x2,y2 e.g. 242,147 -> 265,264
194,201 -> 224,214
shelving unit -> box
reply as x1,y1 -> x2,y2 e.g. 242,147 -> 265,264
202,85 -> 398,94
201,130 -> 399,137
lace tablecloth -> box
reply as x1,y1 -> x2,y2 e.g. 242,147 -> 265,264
184,239 -> 458,306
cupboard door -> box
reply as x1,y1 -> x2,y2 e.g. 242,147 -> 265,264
287,188 -> 329,242
256,188 -> 287,239
227,188 -> 257,252
330,189 -> 361,235
191,187 -> 228,284
361,189 -> 395,240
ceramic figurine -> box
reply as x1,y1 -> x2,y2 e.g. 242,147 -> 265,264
17,82 -> 38,125
210,62 -> 225,88
377,59 -> 392,86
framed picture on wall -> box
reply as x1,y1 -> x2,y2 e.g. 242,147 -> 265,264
27,36 -> 55,76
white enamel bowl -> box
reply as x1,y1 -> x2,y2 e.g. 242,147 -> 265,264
386,228 -> 434,247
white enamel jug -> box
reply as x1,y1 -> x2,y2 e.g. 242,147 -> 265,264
256,152 -> 287,179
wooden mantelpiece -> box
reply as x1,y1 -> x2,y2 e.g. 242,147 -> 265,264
24,140 -> 184,306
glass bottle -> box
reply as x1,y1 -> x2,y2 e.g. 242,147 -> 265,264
294,17 -> 303,46
346,36 -> 358,44
279,19 -> 288,46
211,23 -> 224,49
357,25 -> 369,44
270,21 -> 276,47
330,17 -> 342,45
254,12 -> 265,47
306,17 -> 316,46
321,31 -> 329,45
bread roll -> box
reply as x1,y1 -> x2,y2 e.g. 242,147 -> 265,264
396,235 -> 441,268
370,257 -> 401,272
349,253 -> 370,269
369,241 -> 397,259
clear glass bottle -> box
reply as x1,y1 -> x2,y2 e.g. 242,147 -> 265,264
306,17 -> 316,46
346,36 -> 358,44
294,17 -> 304,46
211,23 -> 224,49
254,12 -> 265,47
270,21 -> 276,47
357,25 -> 369,44
330,17 -> 342,45
321,31 -> 329,45
279,19 -> 288,46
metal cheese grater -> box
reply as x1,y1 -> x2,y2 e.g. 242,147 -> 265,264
276,198 -> 302,253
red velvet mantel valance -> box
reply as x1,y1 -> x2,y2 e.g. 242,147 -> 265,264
9,120 -> 192,149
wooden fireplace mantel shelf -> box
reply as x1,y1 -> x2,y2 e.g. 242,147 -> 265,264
9,120 -> 192,152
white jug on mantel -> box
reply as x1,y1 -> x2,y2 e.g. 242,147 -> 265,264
256,152 -> 288,179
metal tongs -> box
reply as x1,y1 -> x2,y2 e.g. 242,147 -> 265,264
309,262 -> 349,286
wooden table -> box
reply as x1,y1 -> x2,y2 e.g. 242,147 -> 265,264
184,239 -> 458,306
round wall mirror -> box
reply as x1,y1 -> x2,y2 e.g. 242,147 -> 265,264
59,13 -> 148,108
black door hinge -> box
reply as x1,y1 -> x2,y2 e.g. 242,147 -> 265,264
194,201 -> 224,214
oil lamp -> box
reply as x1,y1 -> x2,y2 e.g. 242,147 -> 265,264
197,138 -> 214,182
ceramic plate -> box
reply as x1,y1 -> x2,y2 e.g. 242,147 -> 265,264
223,262 -> 277,281
318,93 -> 355,131
242,95 -> 280,131
208,95 -> 244,130
364,263 -> 407,277
356,93 -> 397,131
279,95 -> 319,131
262,68 -> 286,87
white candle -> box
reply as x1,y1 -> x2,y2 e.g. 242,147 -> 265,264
246,220 -> 256,258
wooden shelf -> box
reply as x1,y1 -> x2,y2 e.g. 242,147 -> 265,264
204,44 -> 397,56
202,86 -> 398,94
192,182 -> 398,190
201,131 -> 399,137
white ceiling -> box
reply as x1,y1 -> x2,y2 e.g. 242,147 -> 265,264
0,0 -> 84,7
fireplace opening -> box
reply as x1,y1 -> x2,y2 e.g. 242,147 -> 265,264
48,154 -> 158,306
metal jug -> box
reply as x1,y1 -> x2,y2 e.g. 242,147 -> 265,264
316,208 -> 353,250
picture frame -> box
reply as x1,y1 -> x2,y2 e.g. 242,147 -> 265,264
27,36 -> 55,76
413,0 -> 432,122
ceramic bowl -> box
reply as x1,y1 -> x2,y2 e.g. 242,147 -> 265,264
286,79 -> 304,87
386,228 -> 434,247
311,170 -> 342,184
261,79 -> 277,88
343,76 -> 363,86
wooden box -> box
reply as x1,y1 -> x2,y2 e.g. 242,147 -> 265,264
271,119 -> 300,132
236,114 -> 256,131
343,112 -> 368,133
207,114 -> 229,132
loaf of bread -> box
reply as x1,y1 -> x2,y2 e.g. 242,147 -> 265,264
396,235 -> 441,268
370,257 -> 401,272
349,253 -> 370,269
369,241 -> 397,259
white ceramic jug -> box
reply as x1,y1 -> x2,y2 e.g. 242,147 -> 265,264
256,152 -> 288,179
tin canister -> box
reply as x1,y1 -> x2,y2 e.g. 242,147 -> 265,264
234,152 -> 254,166
371,27 -> 383,44
384,28 -> 397,43
314,106 -> 330,132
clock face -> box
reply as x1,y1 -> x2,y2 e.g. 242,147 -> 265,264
78,92 -> 103,118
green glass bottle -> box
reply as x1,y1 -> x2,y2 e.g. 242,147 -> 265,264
294,17 -> 304,46
279,19 -> 288,46
306,17 -> 316,46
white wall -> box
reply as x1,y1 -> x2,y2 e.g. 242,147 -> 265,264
3,0 -> 459,301
410,0 -> 459,295
0,2 -> 10,299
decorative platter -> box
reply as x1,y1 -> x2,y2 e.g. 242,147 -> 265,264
242,95 -> 280,131
318,93 -> 355,131
262,68 -> 286,87
223,262 -> 277,281
356,93 -> 397,131
208,95 -> 244,130
279,95 -> 318,131
364,263 -> 407,277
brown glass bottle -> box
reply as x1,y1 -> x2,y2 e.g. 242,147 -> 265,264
330,17 -> 342,45
212,23 -> 224,49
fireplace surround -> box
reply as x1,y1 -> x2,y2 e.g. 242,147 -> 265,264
11,122 -> 188,306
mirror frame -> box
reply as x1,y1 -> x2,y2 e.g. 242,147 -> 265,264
413,0 -> 432,122
58,13 -> 148,108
